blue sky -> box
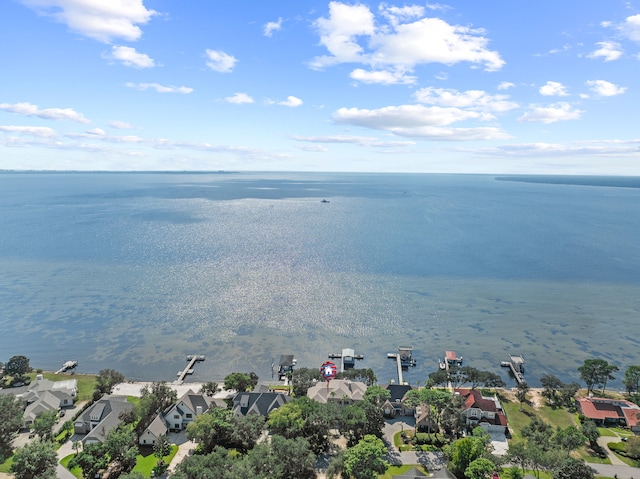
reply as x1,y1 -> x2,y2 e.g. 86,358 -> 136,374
1,0 -> 639,173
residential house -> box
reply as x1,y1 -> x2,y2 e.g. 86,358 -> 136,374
74,395 -> 133,444
307,379 -> 367,405
20,378 -> 77,428
232,390 -> 292,416
139,413 -> 168,447
455,388 -> 508,433
576,396 -> 640,430
381,384 -> 416,417
162,389 -> 224,431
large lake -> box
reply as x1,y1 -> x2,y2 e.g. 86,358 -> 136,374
1,172 -> 638,388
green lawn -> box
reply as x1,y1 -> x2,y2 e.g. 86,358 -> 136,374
502,398 -> 574,443
27,371 -> 97,401
0,456 -> 14,473
60,454 -> 84,479
131,445 -> 179,477
378,465 -> 428,478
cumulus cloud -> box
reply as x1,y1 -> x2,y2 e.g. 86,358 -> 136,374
0,125 -> 57,137
497,81 -> 515,90
588,41 -> 623,61
263,17 -> 282,37
107,45 -> 154,68
205,49 -> 237,73
310,1 -> 504,84
0,102 -> 90,123
414,87 -> 518,112
539,81 -> 569,96
332,104 -> 509,140
276,96 -> 303,107
586,79 -> 627,96
619,13 -> 640,42
19,0 -> 157,43
224,93 -> 254,104
518,102 -> 582,124
125,82 -> 193,93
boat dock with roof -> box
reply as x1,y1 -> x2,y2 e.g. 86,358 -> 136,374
387,346 -> 416,385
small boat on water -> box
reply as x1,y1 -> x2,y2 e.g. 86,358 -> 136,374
321,198 -> 330,203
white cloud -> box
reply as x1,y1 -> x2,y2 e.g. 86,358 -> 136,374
0,125 -> 57,137
379,4 -> 425,26
125,82 -> 193,94
497,81 -> 515,90
332,104 -> 509,140
107,45 -> 154,68
263,18 -> 282,37
19,0 -> 157,43
539,81 -> 569,96
619,13 -> 640,42
224,93 -> 254,104
86,128 -> 105,135
588,41 -> 623,61
477,139 -> 640,158
109,120 -> 132,129
0,102 -> 90,123
349,68 -> 416,85
518,102 -> 582,124
310,1 -> 505,79
414,87 -> 518,112
291,134 -> 415,147
205,49 -> 237,73
586,79 -> 627,96
277,96 -> 303,107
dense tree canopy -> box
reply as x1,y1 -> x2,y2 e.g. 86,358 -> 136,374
5,355 -> 31,379
624,365 -> 640,395
10,439 -> 58,479
0,393 -> 24,460
342,434 -> 389,479
95,369 -> 125,396
223,372 -> 258,392
33,411 -> 58,442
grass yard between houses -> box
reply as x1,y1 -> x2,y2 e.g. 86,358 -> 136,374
378,465 -> 429,478
131,444 -> 179,477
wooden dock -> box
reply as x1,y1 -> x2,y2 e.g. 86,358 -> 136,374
387,346 -> 416,385
175,355 -> 205,384
55,360 -> 77,374
501,354 -> 526,385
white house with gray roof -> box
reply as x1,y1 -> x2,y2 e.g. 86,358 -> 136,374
161,389 -> 223,431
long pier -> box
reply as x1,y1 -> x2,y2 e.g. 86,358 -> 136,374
501,354 -> 526,385
175,355 -> 205,384
387,346 -> 416,385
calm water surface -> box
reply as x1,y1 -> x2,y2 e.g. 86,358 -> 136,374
1,172 -> 638,387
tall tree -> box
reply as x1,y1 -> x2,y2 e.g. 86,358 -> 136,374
580,420 -> 600,449
515,383 -> 530,411
290,367 -> 323,397
540,374 -> 564,405
5,355 -> 31,379
223,372 -> 254,392
624,365 -> 640,395
578,359 -> 618,394
551,457 -> 594,479
553,426 -> 586,455
230,414 -> 265,453
343,434 -> 389,479
522,417 -> 553,451
10,440 -> 58,479
363,385 -> 390,406
445,435 -> 487,479
186,407 -> 234,453
33,411 -> 58,442
95,369 -> 125,395
465,457 -> 498,479
0,393 -> 24,460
